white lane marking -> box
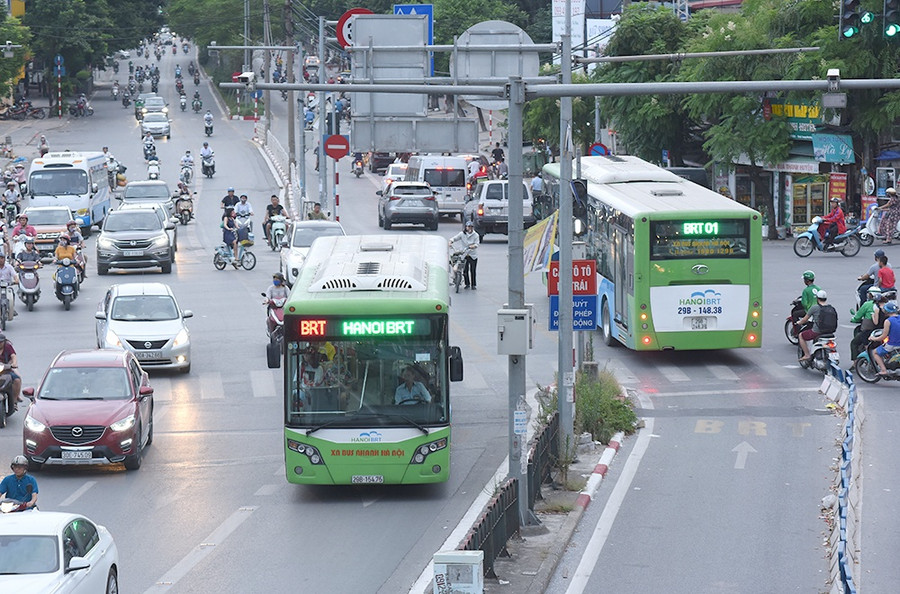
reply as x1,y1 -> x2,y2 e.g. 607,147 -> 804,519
200,372 -> 224,400
253,484 -> 280,496
144,506 -> 258,593
607,360 -> 638,384
250,369 -> 278,398
151,377 -> 172,402
651,386 -> 820,397
59,481 -> 97,507
564,392 -> 655,594
656,364 -> 691,382
706,364 -> 740,381
732,441 -> 757,469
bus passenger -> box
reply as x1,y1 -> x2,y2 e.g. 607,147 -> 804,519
297,348 -> 324,408
394,367 -> 431,405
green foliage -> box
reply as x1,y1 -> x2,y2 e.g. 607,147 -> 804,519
574,369 -> 635,444
0,15 -> 30,98
523,73 -> 597,153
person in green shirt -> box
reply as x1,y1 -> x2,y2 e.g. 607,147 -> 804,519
800,270 -> 821,312
851,286 -> 882,358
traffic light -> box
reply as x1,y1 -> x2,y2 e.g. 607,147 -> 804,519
841,0 -> 861,38
886,0 -> 900,37
570,180 -> 588,237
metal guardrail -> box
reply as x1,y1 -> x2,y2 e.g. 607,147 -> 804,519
459,477 -> 519,579
527,412 -> 559,510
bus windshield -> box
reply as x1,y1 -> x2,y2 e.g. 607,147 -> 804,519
650,219 -> 750,260
29,170 -> 88,195
285,337 -> 448,427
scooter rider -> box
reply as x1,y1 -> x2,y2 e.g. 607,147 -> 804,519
0,255 -> 17,320
2,181 -> 21,216
263,195 -> 285,242
234,194 -> 254,227
180,150 -> 194,168
872,301 -> 900,375
265,273 -> 289,303
820,197 -> 846,248
11,215 -> 36,244
851,286 -> 882,359
221,187 -> 239,213
0,456 -> 38,508
16,238 -> 40,266
204,110 -> 214,128
858,249 -> 889,304
800,270 -> 820,313
797,290 -> 830,361
65,220 -> 84,250
200,142 -> 213,159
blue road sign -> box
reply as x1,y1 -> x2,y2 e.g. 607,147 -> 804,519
54,54 -> 64,66
394,4 -> 434,76
53,65 -> 66,77
251,90 -> 263,99
549,295 -> 598,331
588,142 -> 608,156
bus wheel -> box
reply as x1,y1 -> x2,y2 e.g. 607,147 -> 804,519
601,303 -> 614,347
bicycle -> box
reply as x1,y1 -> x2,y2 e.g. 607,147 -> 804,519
213,240 -> 256,271
450,251 -> 465,294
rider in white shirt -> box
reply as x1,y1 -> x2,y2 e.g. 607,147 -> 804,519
204,110 -> 214,126
180,150 -> 194,168
199,142 -> 213,159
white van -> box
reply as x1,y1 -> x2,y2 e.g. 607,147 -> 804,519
28,151 -> 112,235
404,155 -> 468,218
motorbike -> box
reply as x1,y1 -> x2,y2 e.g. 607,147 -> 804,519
112,86 -> 119,101
176,192 -> 195,225
17,260 -> 40,312
69,101 -> 94,118
180,164 -> 193,185
113,61 -> 119,74
354,159 -> 364,178
122,93 -> 131,108
180,94 -> 187,111
792,216 -> 861,258
143,143 -> 156,162
0,362 -> 15,428
855,329 -> 900,383
858,208 -> 900,247
784,297 -> 809,345
172,46 -> 177,55
175,80 -> 184,95
3,202 -> 17,226
797,333 -> 839,373
262,293 -> 286,368
192,99 -> 203,113
201,154 -> 215,178
204,121 -> 213,136
194,73 -> 200,86
151,81 -> 159,94
53,258 -> 79,311
268,214 -> 287,251
0,280 -> 11,330
183,43 -> 189,54
147,159 -> 161,180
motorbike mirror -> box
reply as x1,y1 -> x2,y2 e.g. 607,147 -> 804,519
91,183 -> 99,193
94,311 -> 106,320
182,309 -> 193,318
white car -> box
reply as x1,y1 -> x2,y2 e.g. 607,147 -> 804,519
95,282 -> 193,373
380,163 -> 408,196
280,220 -> 345,286
140,112 -> 171,139
0,511 -> 119,593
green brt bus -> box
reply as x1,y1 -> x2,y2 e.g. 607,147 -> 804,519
542,155 -> 763,350
281,234 -> 463,485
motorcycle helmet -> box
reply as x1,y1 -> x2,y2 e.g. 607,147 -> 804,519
802,270 -> 815,281
868,286 -> 882,298
66,219 -> 77,227
273,272 -> 285,281
203,142 -> 208,147
465,221 -> 474,229
58,235 -> 68,244
885,302 -> 899,315
875,249 -> 886,258
888,187 -> 897,195
11,455 -> 27,468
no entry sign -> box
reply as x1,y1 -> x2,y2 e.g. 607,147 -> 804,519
324,134 -> 350,160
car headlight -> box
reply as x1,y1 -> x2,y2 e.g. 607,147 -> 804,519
24,415 -> 46,433
110,414 -> 135,432
97,237 -> 115,250
162,107 -> 168,113
105,328 -> 122,348
151,234 -> 170,247
173,328 -> 189,347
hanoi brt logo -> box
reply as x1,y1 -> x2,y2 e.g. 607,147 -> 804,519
679,289 -> 722,306
351,430 -> 383,443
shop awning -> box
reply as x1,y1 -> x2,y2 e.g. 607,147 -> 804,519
736,154 -> 820,174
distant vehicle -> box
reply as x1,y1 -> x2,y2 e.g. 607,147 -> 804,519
380,163 -> 408,195
116,50 -> 131,59
120,180 -> 175,219
21,206 -> 77,259
22,348 -> 155,470
0,511 -> 120,592
404,155 -> 467,218
377,181 -> 439,230
462,179 -> 535,240
140,112 -> 171,139
368,152 -> 395,175
28,151 -> 111,237
141,96 -> 168,116
280,220 -> 345,286
95,282 -> 193,373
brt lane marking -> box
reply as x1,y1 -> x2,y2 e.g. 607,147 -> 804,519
650,386 -> 820,397
144,506 -> 257,593
59,481 -> 96,507
732,441 -> 757,469
656,364 -> 690,382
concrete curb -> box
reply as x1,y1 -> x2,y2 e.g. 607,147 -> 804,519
525,431 -> 625,594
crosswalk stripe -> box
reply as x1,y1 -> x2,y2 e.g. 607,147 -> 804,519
706,364 -> 740,381
250,369 -> 279,398
656,364 -> 691,382
200,372 -> 224,399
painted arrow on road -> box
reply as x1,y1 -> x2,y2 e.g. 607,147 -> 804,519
732,441 -> 757,469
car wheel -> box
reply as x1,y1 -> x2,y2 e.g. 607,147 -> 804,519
161,261 -> 172,274
124,427 -> 143,470
383,216 -> 392,230
378,209 -> 384,226
106,568 -> 118,594
428,220 -> 439,231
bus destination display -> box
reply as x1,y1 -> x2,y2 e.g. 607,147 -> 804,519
651,220 -> 749,259
295,317 -> 434,340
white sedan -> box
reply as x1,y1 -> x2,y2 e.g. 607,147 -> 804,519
0,511 -> 119,593
280,220 -> 345,286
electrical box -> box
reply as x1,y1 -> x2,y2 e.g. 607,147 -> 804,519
498,305 -> 533,355
433,550 -> 484,594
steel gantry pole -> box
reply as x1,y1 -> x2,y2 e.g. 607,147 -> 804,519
284,0 -> 296,188
318,16 -> 328,209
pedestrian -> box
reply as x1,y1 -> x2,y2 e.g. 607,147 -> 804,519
877,187 -> 900,244
450,222 -> 479,289
308,203 -> 327,220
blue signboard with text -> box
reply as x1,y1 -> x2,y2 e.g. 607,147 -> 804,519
549,295 -> 598,331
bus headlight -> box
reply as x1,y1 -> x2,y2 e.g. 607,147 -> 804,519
410,437 -> 447,465
287,439 -> 324,464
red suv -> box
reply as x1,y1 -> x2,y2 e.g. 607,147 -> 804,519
22,349 -> 154,471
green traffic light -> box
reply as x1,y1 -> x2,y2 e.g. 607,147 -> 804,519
843,26 -> 860,38
888,23 -> 900,37
861,11 -> 875,24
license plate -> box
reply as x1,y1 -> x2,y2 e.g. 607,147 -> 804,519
828,352 -> 840,362
123,249 -> 143,257
690,317 -> 708,330
351,475 -> 384,484
23,272 -> 34,280
138,351 -> 164,359
61,451 -> 92,460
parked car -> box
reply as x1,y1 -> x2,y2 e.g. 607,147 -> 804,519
377,181 -> 439,230
120,180 -> 175,219
95,282 -> 192,373
20,205 -> 77,259
95,207 -> 174,275
368,152 -> 396,174
0,511 -> 120,593
140,112 -> 171,139
462,179 -> 535,240
280,220 -> 345,286
22,349 -> 154,471
380,163 -> 408,196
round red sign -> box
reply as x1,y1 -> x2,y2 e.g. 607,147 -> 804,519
324,135 -> 349,160
336,8 -> 374,49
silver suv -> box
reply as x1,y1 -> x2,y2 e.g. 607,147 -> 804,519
462,180 -> 535,239
121,180 -> 176,219
96,208 -> 174,275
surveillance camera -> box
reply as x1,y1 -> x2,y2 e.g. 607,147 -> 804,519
827,68 -> 840,80
237,71 -> 255,84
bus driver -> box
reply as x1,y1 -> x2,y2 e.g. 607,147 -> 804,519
394,366 -> 431,405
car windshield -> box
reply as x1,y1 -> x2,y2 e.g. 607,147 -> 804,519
292,227 -> 344,248
24,209 -> 70,226
145,98 -> 166,108
123,185 -> 168,199
104,212 -> 160,232
0,535 -> 59,574
111,295 -> 178,321
144,113 -> 167,123
28,170 -> 88,195
39,367 -> 131,400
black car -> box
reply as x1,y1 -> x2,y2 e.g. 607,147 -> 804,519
369,152 -> 396,174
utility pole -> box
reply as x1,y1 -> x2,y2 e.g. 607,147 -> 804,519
263,0 -> 272,136
284,0 -> 296,187
318,16 -> 328,208
244,0 -> 251,109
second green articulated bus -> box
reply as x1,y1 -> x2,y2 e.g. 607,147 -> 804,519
280,234 -> 463,485
543,155 -> 763,350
